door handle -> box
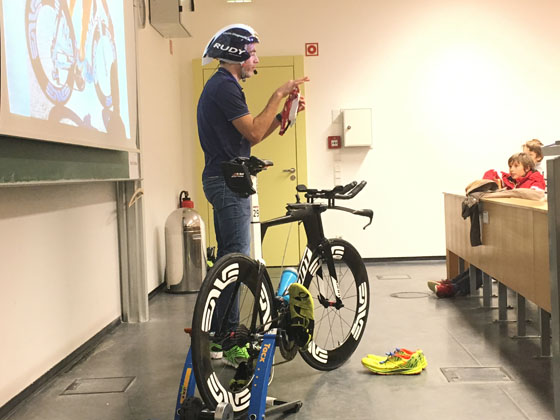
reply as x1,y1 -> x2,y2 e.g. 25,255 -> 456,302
283,168 -> 296,174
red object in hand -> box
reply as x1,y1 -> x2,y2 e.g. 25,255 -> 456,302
279,87 -> 300,136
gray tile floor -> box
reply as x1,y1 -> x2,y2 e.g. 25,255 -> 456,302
2,261 -> 554,420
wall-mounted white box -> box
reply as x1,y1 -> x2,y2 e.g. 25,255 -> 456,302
342,108 -> 372,147
149,0 -> 191,38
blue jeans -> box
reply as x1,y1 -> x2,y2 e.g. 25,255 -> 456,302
203,176 -> 251,336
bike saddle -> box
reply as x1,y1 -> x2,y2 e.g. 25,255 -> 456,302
247,156 -> 273,175
221,156 -> 274,197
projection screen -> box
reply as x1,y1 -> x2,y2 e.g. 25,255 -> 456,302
0,0 -> 138,152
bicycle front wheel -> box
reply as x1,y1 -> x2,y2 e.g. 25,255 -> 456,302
300,239 -> 370,370
25,0 -> 75,105
191,254 -> 275,415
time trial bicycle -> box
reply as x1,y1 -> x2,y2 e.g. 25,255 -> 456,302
191,156 -> 373,415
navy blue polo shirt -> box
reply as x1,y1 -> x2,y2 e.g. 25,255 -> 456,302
197,68 -> 251,179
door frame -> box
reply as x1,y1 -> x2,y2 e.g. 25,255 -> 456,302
192,56 -> 308,261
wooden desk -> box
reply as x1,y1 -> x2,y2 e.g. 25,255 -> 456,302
444,193 -> 550,312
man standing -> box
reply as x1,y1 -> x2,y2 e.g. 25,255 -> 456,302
197,24 -> 308,367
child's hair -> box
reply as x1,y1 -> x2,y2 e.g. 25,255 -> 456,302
508,152 -> 535,171
522,138 -> 544,160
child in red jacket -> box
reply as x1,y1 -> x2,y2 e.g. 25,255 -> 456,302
483,152 -> 545,191
523,139 -> 545,176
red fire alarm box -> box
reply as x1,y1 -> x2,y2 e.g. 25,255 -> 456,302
328,136 -> 341,149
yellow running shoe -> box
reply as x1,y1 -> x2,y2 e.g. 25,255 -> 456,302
287,283 -> 314,348
361,352 -> 423,375
367,348 -> 427,370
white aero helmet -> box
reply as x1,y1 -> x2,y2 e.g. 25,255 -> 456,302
202,24 -> 260,65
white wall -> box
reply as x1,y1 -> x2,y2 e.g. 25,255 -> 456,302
136,26 -> 194,292
0,183 -> 121,406
0,17 -> 193,408
181,0 -> 560,257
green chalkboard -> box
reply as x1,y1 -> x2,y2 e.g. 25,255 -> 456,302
0,135 -> 135,185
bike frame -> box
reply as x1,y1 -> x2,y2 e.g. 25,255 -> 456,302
188,159 -> 371,415
262,202 -> 344,306
250,180 -> 360,312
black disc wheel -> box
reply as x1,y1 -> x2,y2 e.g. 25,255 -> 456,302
300,239 -> 370,370
191,254 -> 275,415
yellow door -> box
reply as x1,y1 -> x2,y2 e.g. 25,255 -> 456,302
194,56 -> 308,267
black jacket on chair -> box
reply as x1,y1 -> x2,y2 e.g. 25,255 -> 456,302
461,180 -> 499,247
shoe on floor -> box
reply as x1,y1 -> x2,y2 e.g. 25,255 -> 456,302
210,342 -> 223,359
435,282 -> 455,298
362,352 -> 423,375
223,345 -> 249,368
427,279 -> 451,293
427,281 -> 439,293
287,283 -> 315,348
367,348 -> 427,370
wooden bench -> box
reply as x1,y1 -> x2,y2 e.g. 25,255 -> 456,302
444,192 -> 551,355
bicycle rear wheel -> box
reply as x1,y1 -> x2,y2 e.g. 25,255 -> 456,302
92,21 -> 117,108
191,254 -> 275,415
300,239 -> 369,370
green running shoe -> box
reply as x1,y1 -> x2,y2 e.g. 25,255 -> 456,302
361,352 -> 423,375
223,345 -> 250,368
367,348 -> 427,370
288,283 -> 315,348
210,342 -> 222,360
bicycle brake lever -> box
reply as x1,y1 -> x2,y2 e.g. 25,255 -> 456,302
352,209 -> 374,229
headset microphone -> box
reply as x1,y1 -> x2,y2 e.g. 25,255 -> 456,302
254,69 -> 258,75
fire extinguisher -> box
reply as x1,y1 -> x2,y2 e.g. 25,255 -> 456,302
179,191 -> 194,208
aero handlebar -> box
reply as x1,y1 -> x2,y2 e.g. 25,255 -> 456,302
295,180 -> 373,229
296,180 -> 367,201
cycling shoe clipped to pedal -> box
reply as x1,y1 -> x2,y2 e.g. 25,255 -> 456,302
287,283 -> 315,348
229,361 -> 252,392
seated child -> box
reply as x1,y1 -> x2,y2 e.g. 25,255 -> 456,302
483,152 -> 545,191
523,139 -> 545,177
428,153 -> 545,298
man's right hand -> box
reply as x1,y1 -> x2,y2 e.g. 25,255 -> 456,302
233,77 -> 310,146
275,77 -> 310,98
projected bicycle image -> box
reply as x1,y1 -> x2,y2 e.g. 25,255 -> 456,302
5,0 -> 129,137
